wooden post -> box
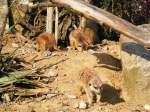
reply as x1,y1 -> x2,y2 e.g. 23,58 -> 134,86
55,7 -> 59,45
79,0 -> 90,30
52,0 -> 150,48
46,7 -> 53,34
120,24 -> 150,104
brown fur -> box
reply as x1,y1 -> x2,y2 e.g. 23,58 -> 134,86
69,29 -> 89,51
36,32 -> 58,53
84,27 -> 95,46
79,67 -> 103,105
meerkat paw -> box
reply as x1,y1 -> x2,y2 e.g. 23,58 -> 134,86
88,98 -> 94,106
96,94 -> 101,103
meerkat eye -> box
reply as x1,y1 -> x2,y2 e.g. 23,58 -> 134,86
89,83 -> 92,86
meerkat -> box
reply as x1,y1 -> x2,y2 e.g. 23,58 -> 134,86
69,28 -> 89,51
79,67 -> 103,105
36,32 -> 58,53
84,27 -> 95,47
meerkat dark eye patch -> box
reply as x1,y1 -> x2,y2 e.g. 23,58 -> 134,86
93,86 -> 98,89
89,83 -> 92,86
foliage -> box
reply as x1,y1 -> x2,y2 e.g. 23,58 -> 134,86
95,0 -> 150,25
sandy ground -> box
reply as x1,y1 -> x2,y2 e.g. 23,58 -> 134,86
0,37 -> 147,112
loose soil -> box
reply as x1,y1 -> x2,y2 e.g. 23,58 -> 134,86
0,36 -> 147,112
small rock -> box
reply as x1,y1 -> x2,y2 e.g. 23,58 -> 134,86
79,101 -> 87,109
2,93 -> 11,102
53,65 -> 58,69
12,60 -> 17,64
66,94 -> 77,99
47,93 -> 57,98
47,71 -> 58,77
102,39 -> 108,45
44,51 -> 52,57
103,46 -> 109,52
12,43 -> 19,48
67,46 -> 71,50
144,104 -> 150,111
88,49 -> 96,54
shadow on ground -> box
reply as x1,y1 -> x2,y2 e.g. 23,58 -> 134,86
93,53 -> 122,71
101,84 -> 124,105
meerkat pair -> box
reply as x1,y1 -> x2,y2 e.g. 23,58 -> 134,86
36,27 -> 95,53
79,67 -> 103,105
69,27 -> 95,51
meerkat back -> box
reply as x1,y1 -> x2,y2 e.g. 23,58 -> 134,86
36,32 -> 48,52
69,29 -> 89,51
36,32 -> 57,52
47,33 -> 58,51
84,27 -> 95,46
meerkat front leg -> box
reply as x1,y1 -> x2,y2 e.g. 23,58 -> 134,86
84,85 -> 94,105
96,94 -> 101,103
40,42 -> 46,56
70,39 -> 75,50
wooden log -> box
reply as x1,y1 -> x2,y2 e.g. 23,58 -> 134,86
120,24 -> 150,104
52,0 -> 150,48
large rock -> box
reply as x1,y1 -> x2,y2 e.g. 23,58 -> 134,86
120,24 -> 150,104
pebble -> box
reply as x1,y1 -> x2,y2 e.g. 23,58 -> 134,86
144,104 -> 150,111
44,51 -> 52,57
12,43 -> 19,48
88,49 -> 96,54
79,101 -> 87,109
47,93 -> 57,98
47,71 -> 58,77
66,94 -> 77,99
67,46 -> 71,50
2,93 -> 11,102
77,47 -> 82,52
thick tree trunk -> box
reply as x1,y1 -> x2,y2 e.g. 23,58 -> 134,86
120,24 -> 150,104
52,0 -> 150,48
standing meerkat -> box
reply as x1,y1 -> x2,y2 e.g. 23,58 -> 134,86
79,67 -> 103,105
36,32 -> 58,53
69,29 -> 89,51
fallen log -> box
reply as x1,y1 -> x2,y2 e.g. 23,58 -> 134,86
52,0 -> 150,48
120,24 -> 150,104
